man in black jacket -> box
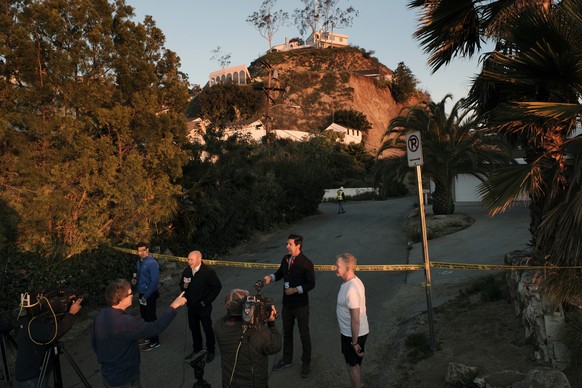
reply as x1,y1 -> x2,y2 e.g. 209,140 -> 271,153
214,288 -> 281,388
263,233 -> 316,378
180,250 -> 222,363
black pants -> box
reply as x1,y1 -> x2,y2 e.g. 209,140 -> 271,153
282,304 -> 311,365
139,290 -> 159,343
187,304 -> 215,353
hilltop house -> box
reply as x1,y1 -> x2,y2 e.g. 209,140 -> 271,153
208,64 -> 251,87
306,30 -> 349,49
325,122 -> 362,145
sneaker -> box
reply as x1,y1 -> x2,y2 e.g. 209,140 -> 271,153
273,359 -> 292,371
138,339 -> 150,345
301,363 -> 311,378
206,352 -> 215,363
142,341 -> 160,351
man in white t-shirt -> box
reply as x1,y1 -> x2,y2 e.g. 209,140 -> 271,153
335,253 -> 369,388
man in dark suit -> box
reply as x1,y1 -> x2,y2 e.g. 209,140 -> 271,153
263,233 -> 316,378
180,250 -> 222,363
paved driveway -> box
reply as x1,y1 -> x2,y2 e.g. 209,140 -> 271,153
56,197 -> 530,388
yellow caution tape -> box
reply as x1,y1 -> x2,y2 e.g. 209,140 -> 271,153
110,247 -> 582,272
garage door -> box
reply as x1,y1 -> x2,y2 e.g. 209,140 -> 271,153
454,174 -> 481,202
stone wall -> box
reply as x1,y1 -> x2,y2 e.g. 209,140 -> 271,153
505,250 -> 571,370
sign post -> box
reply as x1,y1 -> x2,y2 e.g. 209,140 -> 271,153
405,131 -> 436,352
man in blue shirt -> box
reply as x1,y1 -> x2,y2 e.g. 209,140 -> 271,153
92,279 -> 187,387
135,242 -> 160,350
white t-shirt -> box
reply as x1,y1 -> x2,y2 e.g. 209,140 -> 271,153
336,277 -> 369,337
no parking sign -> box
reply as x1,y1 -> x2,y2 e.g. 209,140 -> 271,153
406,131 -> 423,167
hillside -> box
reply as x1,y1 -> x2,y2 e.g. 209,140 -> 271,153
247,46 -> 428,154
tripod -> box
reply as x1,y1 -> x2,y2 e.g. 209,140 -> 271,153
189,350 -> 211,388
38,341 -> 91,388
0,324 -> 17,385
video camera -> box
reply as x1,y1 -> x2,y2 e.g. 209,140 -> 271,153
19,284 -> 82,321
242,280 -> 276,329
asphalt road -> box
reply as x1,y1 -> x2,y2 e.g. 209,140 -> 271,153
51,197 -> 530,388
53,197 -> 413,388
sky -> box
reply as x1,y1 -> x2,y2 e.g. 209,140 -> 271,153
125,0 -> 491,104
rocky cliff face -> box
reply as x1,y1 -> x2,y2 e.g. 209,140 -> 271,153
248,46 -> 427,154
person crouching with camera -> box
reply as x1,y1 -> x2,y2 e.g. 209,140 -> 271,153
214,289 -> 282,388
15,295 -> 82,388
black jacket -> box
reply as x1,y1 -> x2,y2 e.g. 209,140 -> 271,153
273,252 -> 315,308
179,262 -> 222,308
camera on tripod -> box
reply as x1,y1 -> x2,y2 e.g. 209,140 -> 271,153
242,280 -> 277,329
19,283 -> 83,321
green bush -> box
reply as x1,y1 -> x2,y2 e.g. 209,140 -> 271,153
1,247 -> 134,321
459,275 -> 508,302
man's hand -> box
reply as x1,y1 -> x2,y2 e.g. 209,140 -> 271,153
170,291 -> 187,309
268,305 -> 278,322
69,298 -> 82,315
284,287 -> 298,295
263,275 -> 272,285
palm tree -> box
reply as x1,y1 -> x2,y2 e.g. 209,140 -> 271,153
375,95 -> 514,215
409,0 -> 582,270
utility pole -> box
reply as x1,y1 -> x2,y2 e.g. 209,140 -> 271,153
260,60 -> 286,144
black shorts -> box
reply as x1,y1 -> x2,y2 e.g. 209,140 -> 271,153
340,334 -> 368,366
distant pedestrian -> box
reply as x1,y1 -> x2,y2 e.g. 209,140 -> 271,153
337,187 -> 346,214
263,233 -> 316,378
135,242 -> 161,351
335,253 -> 369,388
180,250 -> 222,363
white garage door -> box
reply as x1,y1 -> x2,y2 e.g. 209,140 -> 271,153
454,174 -> 481,202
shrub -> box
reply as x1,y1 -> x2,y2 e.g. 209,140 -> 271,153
459,275 -> 508,302
404,332 -> 434,362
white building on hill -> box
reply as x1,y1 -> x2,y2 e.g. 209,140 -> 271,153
325,123 -> 362,145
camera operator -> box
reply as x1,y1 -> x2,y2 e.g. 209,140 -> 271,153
15,296 -> 83,388
214,289 -> 281,388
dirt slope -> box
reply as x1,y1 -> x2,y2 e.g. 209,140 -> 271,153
248,47 -> 428,154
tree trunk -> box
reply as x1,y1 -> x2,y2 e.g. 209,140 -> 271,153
432,181 -> 454,215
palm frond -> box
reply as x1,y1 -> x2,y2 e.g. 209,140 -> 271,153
536,189 -> 582,266
477,164 -> 530,215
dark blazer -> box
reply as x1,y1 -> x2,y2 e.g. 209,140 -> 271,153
273,251 -> 315,308
179,262 -> 222,308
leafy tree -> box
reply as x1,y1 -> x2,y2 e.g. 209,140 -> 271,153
176,133 -> 338,255
375,95 -> 514,215
293,0 -> 358,39
410,0 -> 582,269
187,83 -> 263,125
247,0 -> 289,50
0,0 -> 190,258
210,46 -> 232,69
391,62 -> 419,103
322,109 -> 372,131
320,0 -> 359,34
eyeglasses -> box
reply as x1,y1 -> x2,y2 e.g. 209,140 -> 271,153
126,292 -> 133,298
